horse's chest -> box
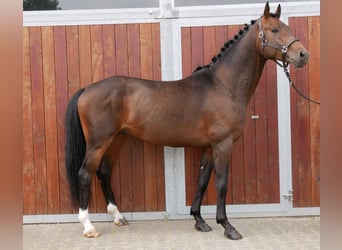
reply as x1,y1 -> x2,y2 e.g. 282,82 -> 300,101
206,110 -> 245,142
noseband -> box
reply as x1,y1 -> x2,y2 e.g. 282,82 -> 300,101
258,19 -> 320,105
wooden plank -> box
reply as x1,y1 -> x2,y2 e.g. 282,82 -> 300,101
140,23 -> 153,79
295,17 -> 312,208
140,23 -> 158,211
242,100 -> 257,204
182,27 -> 195,205
114,24 -> 134,211
119,137 -> 134,212
185,147 -> 196,206
228,25 -> 246,204
156,144 -> 166,211
127,23 -> 145,212
115,24 -> 128,76
151,23 -> 165,210
77,25 -> 94,211
143,142 -> 158,211
54,26 -> 73,213
90,24 -> 106,212
42,26 -> 60,214
215,25 -> 228,53
289,18 -> 299,207
131,138 -> 145,212
66,26 -> 80,98
290,17 -> 312,207
128,24 -> 141,78
254,68 -> 269,203
23,27 -> 36,215
190,27 -> 204,70
181,27 -> 192,77
90,25 -> 104,82
103,24 -> 116,77
308,16 -> 320,207
110,24 -> 129,210
203,26 -> 216,65
265,61 -> 280,203
78,25 -> 92,87
29,27 -> 48,214
151,23 -> 161,81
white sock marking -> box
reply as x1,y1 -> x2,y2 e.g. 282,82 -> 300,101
79,208 -> 95,233
107,203 -> 124,223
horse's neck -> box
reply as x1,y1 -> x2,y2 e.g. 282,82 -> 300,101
212,26 -> 266,105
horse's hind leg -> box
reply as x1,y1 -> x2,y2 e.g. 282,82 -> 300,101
78,140 -> 113,238
96,135 -> 128,226
190,147 -> 214,232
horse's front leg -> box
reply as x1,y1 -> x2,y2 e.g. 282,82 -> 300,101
190,147 -> 214,232
213,138 -> 243,240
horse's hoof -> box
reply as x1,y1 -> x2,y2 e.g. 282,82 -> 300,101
195,222 -> 212,232
83,229 -> 100,238
114,217 -> 129,226
224,228 -> 243,240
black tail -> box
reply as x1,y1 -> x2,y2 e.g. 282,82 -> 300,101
65,88 -> 86,207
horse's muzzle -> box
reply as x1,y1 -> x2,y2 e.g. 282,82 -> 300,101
290,49 -> 309,68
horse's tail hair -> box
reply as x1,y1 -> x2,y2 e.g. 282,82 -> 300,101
65,88 -> 86,207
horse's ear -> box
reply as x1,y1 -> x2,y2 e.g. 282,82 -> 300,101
263,1 -> 270,18
274,4 -> 281,19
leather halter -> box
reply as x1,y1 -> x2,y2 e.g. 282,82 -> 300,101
258,18 -> 299,64
258,18 -> 320,105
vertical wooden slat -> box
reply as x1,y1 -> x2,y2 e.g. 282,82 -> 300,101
115,24 -> 129,76
90,24 -> 106,212
151,23 -> 162,81
54,26 -> 72,213
228,25 -> 246,204
128,24 -> 141,77
182,27 -> 196,206
308,16 -> 320,206
290,17 -> 312,207
156,144 -> 166,211
190,27 -> 204,71
66,26 -> 80,98
103,24 -> 116,77
203,26 -> 216,65
114,24 -> 134,211
265,61 -> 280,203
140,23 -> 158,211
289,18 -> 299,207
181,27 -> 192,78
242,104 -> 257,204
29,27 -> 48,214
151,23 -> 165,210
254,70 -> 269,203
42,26 -> 60,213
90,25 -> 104,82
23,27 -> 36,214
127,23 -> 145,212
79,25 -> 92,88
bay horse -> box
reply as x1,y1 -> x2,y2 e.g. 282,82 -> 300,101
65,2 -> 309,240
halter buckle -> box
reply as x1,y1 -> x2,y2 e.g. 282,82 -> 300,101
281,46 -> 288,54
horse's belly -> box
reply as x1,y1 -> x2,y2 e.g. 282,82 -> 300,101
123,121 -> 211,147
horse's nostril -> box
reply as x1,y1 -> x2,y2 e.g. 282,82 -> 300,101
300,51 -> 306,58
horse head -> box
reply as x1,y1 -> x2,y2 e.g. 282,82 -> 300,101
258,1 -> 309,68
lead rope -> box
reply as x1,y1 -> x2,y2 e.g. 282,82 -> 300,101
258,19 -> 320,105
278,60 -> 320,105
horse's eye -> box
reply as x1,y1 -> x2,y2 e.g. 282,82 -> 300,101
271,28 -> 279,33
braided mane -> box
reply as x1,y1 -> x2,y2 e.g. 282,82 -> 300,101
193,19 -> 257,73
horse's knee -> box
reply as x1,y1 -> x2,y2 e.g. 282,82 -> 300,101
78,167 -> 92,185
